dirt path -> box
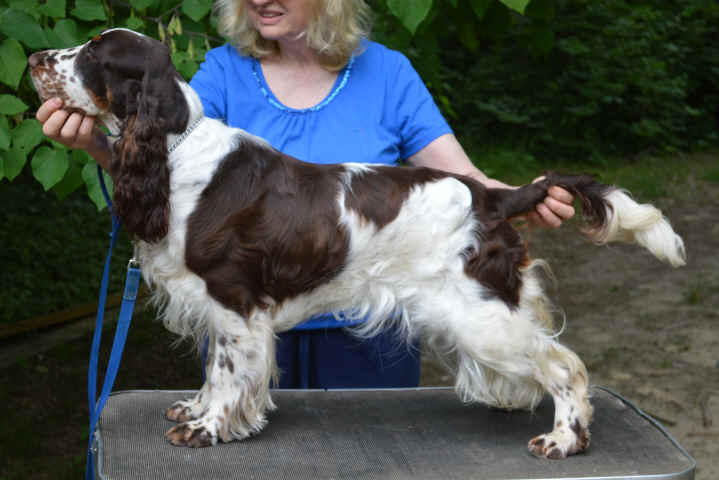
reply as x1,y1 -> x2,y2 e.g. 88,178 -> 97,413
421,176 -> 719,478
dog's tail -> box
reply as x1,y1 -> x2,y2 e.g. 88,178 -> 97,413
490,172 -> 686,267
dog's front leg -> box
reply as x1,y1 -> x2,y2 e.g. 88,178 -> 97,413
166,333 -> 216,423
165,315 -> 277,447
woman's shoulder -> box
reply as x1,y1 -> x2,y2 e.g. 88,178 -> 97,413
202,43 -> 255,69
358,40 -> 411,66
351,40 -> 419,88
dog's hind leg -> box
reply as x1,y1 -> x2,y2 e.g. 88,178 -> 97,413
449,314 -> 592,459
165,311 -> 277,447
419,268 -> 592,459
526,342 -> 593,459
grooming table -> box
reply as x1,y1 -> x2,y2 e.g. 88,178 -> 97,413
93,387 -> 695,480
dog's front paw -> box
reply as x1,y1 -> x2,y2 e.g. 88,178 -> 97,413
165,401 -> 199,423
165,421 -> 217,448
528,422 -> 590,459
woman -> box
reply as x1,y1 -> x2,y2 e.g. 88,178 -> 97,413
36,0 -> 575,388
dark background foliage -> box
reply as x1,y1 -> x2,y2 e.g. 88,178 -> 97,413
373,0 -> 719,163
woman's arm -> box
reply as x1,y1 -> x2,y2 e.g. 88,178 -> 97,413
406,133 -> 575,228
36,98 -> 112,170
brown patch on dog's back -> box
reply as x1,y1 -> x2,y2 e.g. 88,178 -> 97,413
344,165 -> 447,229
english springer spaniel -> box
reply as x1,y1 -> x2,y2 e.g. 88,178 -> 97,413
29,29 -> 685,459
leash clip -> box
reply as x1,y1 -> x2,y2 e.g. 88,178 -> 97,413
128,240 -> 141,270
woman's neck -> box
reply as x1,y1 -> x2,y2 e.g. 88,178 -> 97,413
259,42 -> 339,110
271,38 -> 323,70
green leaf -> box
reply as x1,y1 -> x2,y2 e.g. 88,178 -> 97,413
71,0 -> 107,21
469,0 -> 492,18
53,19 -> 84,48
171,51 -> 200,80
0,94 -> 28,115
182,0 -> 213,22
129,0 -> 154,10
53,150 -> 88,199
0,119 -> 10,151
9,0 -> 42,21
125,15 -> 145,31
386,0 -> 433,34
82,161 -> 112,210
0,38 -> 28,89
87,25 -> 106,38
13,119 -> 45,152
498,0 -> 530,14
2,149 -> 27,180
0,9 -> 50,49
39,0 -> 67,18
32,146 -> 69,191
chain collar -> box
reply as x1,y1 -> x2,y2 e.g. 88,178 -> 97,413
167,117 -> 203,154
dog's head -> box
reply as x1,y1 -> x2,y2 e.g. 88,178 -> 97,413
29,28 -> 189,136
29,29 -> 193,243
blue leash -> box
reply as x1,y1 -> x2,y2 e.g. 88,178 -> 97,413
86,165 -> 141,480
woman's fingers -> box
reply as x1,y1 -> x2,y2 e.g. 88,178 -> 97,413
37,98 -> 97,149
60,112 -> 84,143
543,192 -> 575,220
35,98 -> 63,123
41,109 -> 70,138
547,185 -> 574,205
535,202 -> 563,228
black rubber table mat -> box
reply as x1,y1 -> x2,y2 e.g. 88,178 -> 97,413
94,387 -> 695,480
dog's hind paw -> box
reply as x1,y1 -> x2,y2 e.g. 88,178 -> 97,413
528,422 -> 590,459
165,421 -> 217,448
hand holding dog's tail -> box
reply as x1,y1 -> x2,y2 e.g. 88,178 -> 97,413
492,172 -> 686,267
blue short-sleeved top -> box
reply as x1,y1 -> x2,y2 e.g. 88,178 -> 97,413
189,40 -> 452,166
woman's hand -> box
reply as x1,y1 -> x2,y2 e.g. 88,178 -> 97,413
526,184 -> 575,229
36,98 -> 96,149
36,98 -> 111,169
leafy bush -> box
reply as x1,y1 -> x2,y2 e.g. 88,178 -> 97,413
439,0 -> 719,161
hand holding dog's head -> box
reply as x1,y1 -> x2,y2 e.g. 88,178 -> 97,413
30,29 -> 192,243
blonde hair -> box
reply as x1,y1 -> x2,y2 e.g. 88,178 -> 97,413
215,0 -> 373,71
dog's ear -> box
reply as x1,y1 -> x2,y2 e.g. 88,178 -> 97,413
111,42 -> 186,243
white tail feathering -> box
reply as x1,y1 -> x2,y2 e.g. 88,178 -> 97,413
588,189 -> 686,267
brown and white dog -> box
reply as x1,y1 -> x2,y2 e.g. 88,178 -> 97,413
29,29 -> 685,458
